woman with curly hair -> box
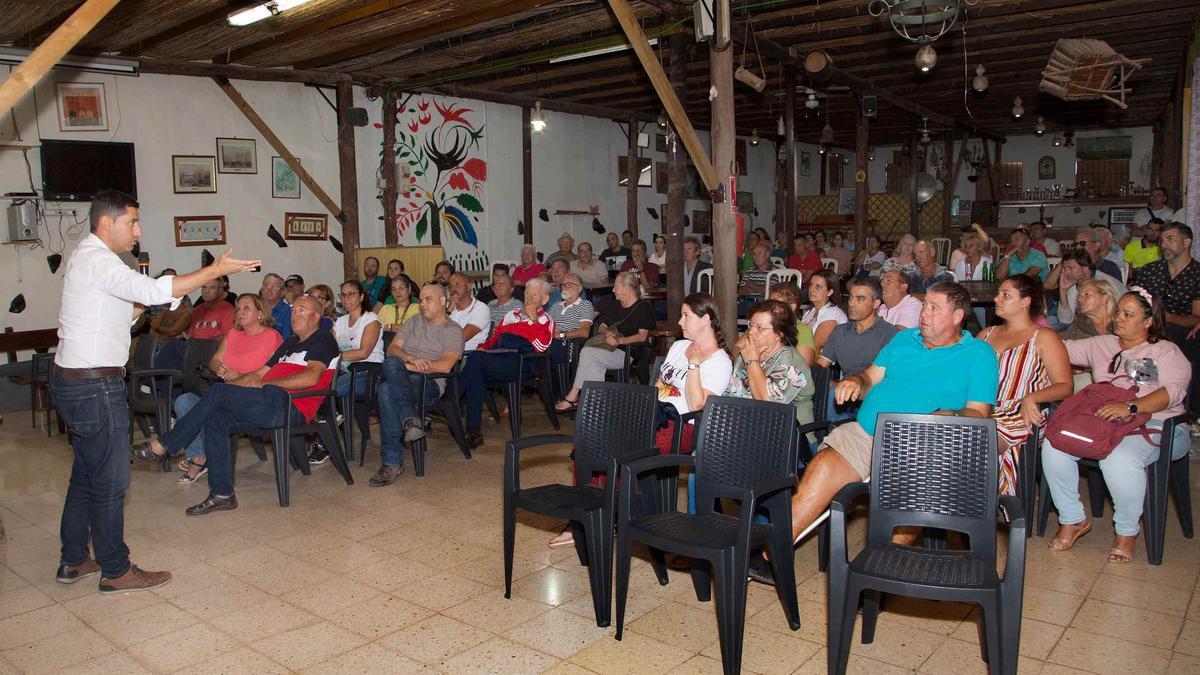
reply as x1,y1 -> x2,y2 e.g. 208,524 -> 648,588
653,292 -> 734,454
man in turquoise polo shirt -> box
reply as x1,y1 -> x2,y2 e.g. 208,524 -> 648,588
787,281 -> 997,547
996,227 -> 1048,282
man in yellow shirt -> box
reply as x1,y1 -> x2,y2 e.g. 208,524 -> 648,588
1124,218 -> 1163,270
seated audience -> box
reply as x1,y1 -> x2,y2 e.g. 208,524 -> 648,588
449,271 -> 492,351
1074,228 -> 1125,283
1046,248 -> 1125,328
853,234 -> 887,277
385,258 -> 405,281
261,273 -> 292,339
194,274 -> 237,308
307,284 -> 336,332
771,233 -> 790,259
1093,225 -> 1128,282
1060,278 -> 1119,341
739,231 -> 762,273
727,299 -> 814,427
154,279 -> 235,372
681,236 -> 713,295
474,264 -> 508,304
372,283 -> 465,486
995,226 -> 1048,282
801,269 -> 847,352
764,283 -> 816,365
461,278 -> 555,448
738,241 -> 773,298
571,242 -> 609,288
599,232 -> 630,273
284,274 -> 305,305
545,258 -> 569,307
951,224 -> 994,281
360,256 -> 388,307
881,233 -> 918,280
555,271 -> 655,410
652,293 -> 733,454
877,270 -> 921,329
818,278 -> 899,422
511,244 -> 545,286
979,275 -> 1072,496
548,272 -> 594,364
622,229 -> 634,249
1030,221 -> 1061,257
377,275 -> 420,331
787,233 -> 823,284
174,294 -> 283,484
432,260 -> 454,285
1141,223 -> 1200,419
1043,288 -> 1191,563
910,240 -> 955,294
133,296 -> 340,515
1125,218 -> 1162,270
332,280 -> 384,397
824,231 -> 854,277
649,234 -> 668,270
544,232 -> 578,268
620,239 -> 661,287
487,273 -> 522,328
813,230 -> 829,253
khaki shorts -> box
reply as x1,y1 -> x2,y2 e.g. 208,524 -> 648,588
820,421 -> 875,480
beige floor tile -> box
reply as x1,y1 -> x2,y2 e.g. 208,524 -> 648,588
146,560 -> 239,600
1101,555 -> 1200,591
793,647 -> 915,675
324,593 -> 433,640
443,587 -> 553,633
510,565 -> 594,607
667,654 -> 731,674
0,585 -> 53,620
561,581 -> 673,625
440,636 -> 559,674
302,642 -> 430,674
1071,598 -> 1183,649
1024,587 -> 1088,626
0,604 -> 84,650
950,615 -> 1065,661
1048,627 -> 1172,675
389,565 -> 491,611
541,661 -> 600,675
211,597 -> 320,644
402,539 -> 494,572
1175,619 -> 1200,657
917,635 -> 1046,675
1167,652 -> 1200,674
60,586 -> 162,624
1,625 -> 112,674
877,597 -> 974,636
377,614 -> 492,665
55,650 -> 153,675
168,577 -> 273,619
1089,573 -> 1192,617
0,566 -> 31,593
698,622 -> 821,674
126,623 -> 239,672
749,597 -> 826,646
627,600 -> 720,653
251,620 -> 366,671
506,607 -> 613,659
175,646 -> 291,675
458,550 -> 549,587
90,600 -> 200,648
846,616 -> 948,670
568,631 -> 693,674
280,575 -> 380,615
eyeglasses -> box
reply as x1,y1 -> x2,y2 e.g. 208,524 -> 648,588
748,323 -> 774,332
562,281 -> 581,288
1108,351 -> 1123,375
338,292 -> 359,298
306,294 -> 329,302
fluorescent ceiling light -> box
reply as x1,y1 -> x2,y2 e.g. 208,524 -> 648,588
549,39 -> 657,64
227,0 -> 314,26
0,47 -> 138,74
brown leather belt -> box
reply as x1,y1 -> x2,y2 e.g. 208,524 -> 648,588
53,364 -> 126,380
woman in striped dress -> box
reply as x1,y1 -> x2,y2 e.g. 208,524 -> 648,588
979,275 -> 1074,495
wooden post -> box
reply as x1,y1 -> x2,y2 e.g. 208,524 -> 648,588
215,77 -> 343,222
941,134 -> 954,237
710,21 -> 738,346
981,137 -> 999,226
522,106 -> 533,245
909,134 -> 920,237
783,65 -> 797,242
666,33 -> 688,325
336,80 -> 360,280
819,151 -> 827,196
627,113 -> 639,238
381,89 -> 399,246
0,0 -> 122,118
854,105 -> 869,252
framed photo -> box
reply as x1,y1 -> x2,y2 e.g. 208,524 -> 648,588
172,155 -> 217,193
216,137 -> 257,174
272,156 -> 301,199
692,209 -> 712,234
56,82 -> 107,131
284,212 -> 327,240
799,151 -> 812,177
1038,155 -> 1056,180
174,216 -> 226,247
616,155 -> 652,187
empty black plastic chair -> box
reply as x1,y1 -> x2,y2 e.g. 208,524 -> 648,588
411,362 -> 472,476
615,396 -> 801,675
827,413 -> 1026,675
503,382 -> 658,627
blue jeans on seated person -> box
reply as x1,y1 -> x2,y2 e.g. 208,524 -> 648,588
174,392 -> 204,460
158,382 -> 304,496
335,369 -> 370,398
378,357 -> 439,468
461,351 -> 524,429
1041,420 -> 1189,536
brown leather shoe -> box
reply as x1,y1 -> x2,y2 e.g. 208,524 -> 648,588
55,558 -> 100,584
98,565 -> 171,594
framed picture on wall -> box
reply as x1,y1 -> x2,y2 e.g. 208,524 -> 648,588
174,215 -> 226,247
284,212 -> 327,240
616,155 -> 653,187
656,133 -> 667,153
272,156 -> 301,199
172,155 -> 217,193
692,209 -> 712,234
799,151 -> 812,177
56,83 -> 108,131
216,137 -> 257,174
735,139 -> 747,176
1038,155 -> 1056,180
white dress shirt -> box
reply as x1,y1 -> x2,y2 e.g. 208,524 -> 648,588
56,234 -> 179,368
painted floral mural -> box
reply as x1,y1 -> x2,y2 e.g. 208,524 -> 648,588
377,95 -> 486,248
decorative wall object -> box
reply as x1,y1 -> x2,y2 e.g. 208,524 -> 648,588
216,137 -> 257,174
735,138 -> 748,176
800,151 -> 812,177
272,156 -> 300,198
172,156 -> 216,193
56,83 -> 107,131
692,209 -> 712,234
656,162 -> 668,194
1038,155 -> 1056,180
283,212 -> 328,240
174,215 -> 226,246
617,155 -> 653,187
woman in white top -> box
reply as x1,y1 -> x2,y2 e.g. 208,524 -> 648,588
801,269 -> 848,351
881,233 -> 919,279
333,280 -> 384,397
653,292 -> 734,454
952,225 -> 994,281
853,234 -> 887,277
649,234 -> 668,271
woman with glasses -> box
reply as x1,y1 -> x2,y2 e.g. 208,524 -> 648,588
727,299 -> 814,423
332,280 -> 385,397
1042,288 -> 1192,563
307,284 -> 337,333
377,275 -> 419,331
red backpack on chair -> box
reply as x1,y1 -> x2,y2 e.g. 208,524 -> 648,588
1044,380 -> 1159,460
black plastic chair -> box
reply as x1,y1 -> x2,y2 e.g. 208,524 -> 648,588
231,390 -> 353,507
827,413 -> 1026,675
484,350 -> 559,439
615,396 -> 801,675
129,338 -> 217,472
503,382 -> 658,627
30,352 -> 56,435
411,362 -> 472,476
1036,411 -> 1193,565
125,334 -> 160,442
178,339 -> 220,397
341,361 -> 382,464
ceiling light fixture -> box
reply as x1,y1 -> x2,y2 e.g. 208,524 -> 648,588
1035,115 -> 1046,136
821,122 -> 835,145
1052,131 -> 1064,147
777,115 -> 786,136
227,0 -> 314,26
657,112 -> 667,128
530,100 -> 546,131
818,145 -> 827,155
869,0 -> 979,46
867,147 -> 876,161
548,39 -> 656,64
805,91 -> 820,109
972,64 -> 988,92
915,44 -> 937,72
750,129 -> 760,146
1011,96 -> 1024,118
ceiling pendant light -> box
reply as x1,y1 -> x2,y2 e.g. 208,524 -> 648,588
867,147 -> 876,161
530,100 -> 546,131
821,121 -> 835,145
1035,116 -> 1047,136
1011,96 -> 1024,119
915,43 -> 937,72
1052,131 -> 1064,147
750,129 -> 760,146
972,65 -> 989,92
805,91 -> 820,110
776,115 -> 786,136
657,112 -> 667,128
818,145 -> 827,155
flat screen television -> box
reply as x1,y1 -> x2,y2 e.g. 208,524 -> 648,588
40,139 -> 137,202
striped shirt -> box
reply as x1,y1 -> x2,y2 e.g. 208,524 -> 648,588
550,297 -> 595,334
488,298 -> 521,328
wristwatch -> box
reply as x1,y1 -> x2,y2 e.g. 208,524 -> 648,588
745,359 -> 759,367
687,362 -> 699,371
1127,402 -> 1139,414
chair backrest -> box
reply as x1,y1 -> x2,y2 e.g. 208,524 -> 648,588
129,334 -> 158,370
697,268 -> 714,294
573,382 -> 658,481
769,256 -> 785,269
1046,256 -> 1062,272
492,260 -> 519,273
181,338 -> 220,395
693,396 -> 797,513
820,258 -> 839,274
868,413 -> 998,559
765,268 -> 801,297
808,364 -> 832,429
930,237 -> 952,266
31,351 -> 55,379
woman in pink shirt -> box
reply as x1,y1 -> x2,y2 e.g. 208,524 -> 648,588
1043,288 -> 1192,563
510,243 -> 546,286
175,294 -> 283,484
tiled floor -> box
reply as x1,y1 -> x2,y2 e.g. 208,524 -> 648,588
1,404 -> 1199,674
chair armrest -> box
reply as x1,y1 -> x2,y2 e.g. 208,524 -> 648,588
680,410 -> 702,424
613,445 -> 660,465
347,361 -> 382,374
998,494 -> 1026,533
830,481 -> 870,513
423,370 -> 460,381
129,368 -> 181,379
506,434 -> 573,456
998,494 -> 1029,584
481,348 -> 517,354
754,474 -> 799,498
504,434 -> 573,494
621,453 -> 695,479
284,388 -> 337,401
829,481 -> 870,565
619,340 -> 651,353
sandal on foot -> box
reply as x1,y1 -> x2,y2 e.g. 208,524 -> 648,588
1047,520 -> 1092,551
1106,547 -> 1134,564
177,462 -> 207,484
130,441 -> 165,464
176,458 -> 194,472
553,399 -> 577,413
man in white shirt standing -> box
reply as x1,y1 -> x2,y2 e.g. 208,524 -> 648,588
52,190 -> 259,594
448,272 -> 491,350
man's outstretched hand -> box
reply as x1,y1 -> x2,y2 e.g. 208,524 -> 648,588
213,249 -> 263,276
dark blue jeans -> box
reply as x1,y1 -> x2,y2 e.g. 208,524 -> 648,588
158,382 -> 300,496
378,357 -> 439,467
51,371 -> 132,579
460,351 -> 523,428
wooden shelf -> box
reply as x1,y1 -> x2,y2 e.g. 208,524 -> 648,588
0,195 -> 40,200
998,198 -> 1146,208
2,240 -> 39,245
0,141 -> 39,150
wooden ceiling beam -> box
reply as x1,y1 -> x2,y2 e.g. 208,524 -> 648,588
139,57 -> 350,85
119,1 -> 255,56
220,0 -> 421,64
21,2 -> 85,48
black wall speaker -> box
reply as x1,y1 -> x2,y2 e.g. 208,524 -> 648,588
862,95 -> 877,118
344,107 -> 369,127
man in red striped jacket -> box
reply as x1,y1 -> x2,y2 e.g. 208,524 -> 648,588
460,277 -> 555,448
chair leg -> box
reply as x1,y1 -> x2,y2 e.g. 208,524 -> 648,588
485,390 -> 501,423
503,494 -> 516,599
614,526 -> 633,640
581,512 -> 611,627
818,521 -> 830,573
1145,462 -> 1169,566
689,559 -> 712,602
712,551 -> 749,675
978,598 -> 1004,673
766,497 -> 801,630
272,430 -> 290,507
250,437 -> 268,461
444,399 -> 471,459
412,438 -> 426,477
319,422 -> 354,486
648,547 -> 669,586
860,590 -> 880,644
506,382 -> 521,439
157,405 -> 172,473
341,394 -> 354,462
1037,473 -> 1052,537
1086,466 -> 1107,518
1171,456 -> 1193,538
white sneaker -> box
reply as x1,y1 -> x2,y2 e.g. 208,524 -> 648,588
1189,421 -> 1200,438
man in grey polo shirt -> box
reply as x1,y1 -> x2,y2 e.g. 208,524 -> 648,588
818,277 -> 898,422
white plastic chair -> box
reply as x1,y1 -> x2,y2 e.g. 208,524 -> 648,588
1046,257 -> 1062,272
697,268 -> 714,294
769,256 -> 785,269
765,268 -> 801,297
930,237 -> 952,266
821,258 -> 839,275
